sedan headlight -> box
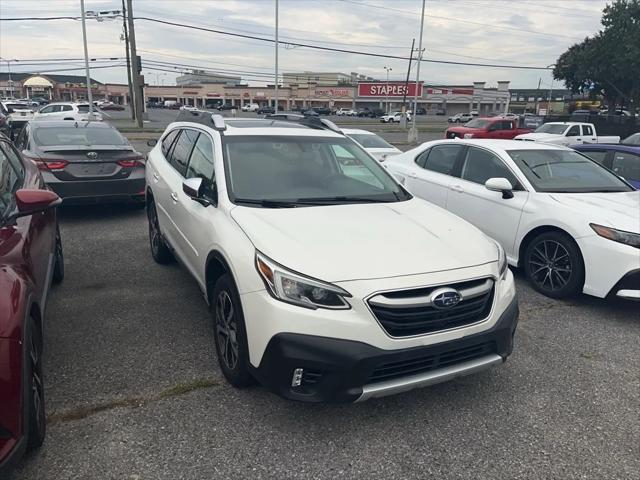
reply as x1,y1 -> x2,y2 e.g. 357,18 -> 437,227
590,224 -> 640,249
255,252 -> 352,310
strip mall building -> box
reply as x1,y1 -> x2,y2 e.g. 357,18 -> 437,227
0,72 -> 513,116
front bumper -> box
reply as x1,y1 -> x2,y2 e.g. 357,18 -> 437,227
577,235 -> 640,298
250,295 -> 518,403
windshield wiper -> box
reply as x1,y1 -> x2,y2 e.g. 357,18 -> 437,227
294,196 -> 394,204
234,198 -> 300,208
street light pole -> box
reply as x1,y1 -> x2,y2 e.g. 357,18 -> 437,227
408,0 -> 426,144
79,0 -> 94,115
0,58 -> 17,98
384,66 -> 392,114
547,64 -> 555,115
274,0 -> 279,113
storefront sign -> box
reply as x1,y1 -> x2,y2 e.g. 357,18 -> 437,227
315,87 -> 351,97
358,82 -> 423,97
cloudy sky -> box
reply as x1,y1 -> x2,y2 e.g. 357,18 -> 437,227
0,0 -> 610,89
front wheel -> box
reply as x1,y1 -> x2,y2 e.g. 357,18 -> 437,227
211,274 -> 253,388
523,231 -> 584,298
26,318 -> 46,450
52,224 -> 64,284
147,200 -> 173,264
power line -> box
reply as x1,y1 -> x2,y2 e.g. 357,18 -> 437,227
0,15 -> 554,70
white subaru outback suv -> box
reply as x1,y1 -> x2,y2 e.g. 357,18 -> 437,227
145,112 -> 519,403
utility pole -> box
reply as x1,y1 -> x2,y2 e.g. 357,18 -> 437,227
127,0 -> 143,128
546,64 -> 555,116
274,0 -> 279,113
534,77 -> 541,114
0,58 -> 17,98
384,66 -> 392,114
122,0 -> 135,120
401,38 -> 415,111
408,0 -> 426,144
80,0 -> 94,115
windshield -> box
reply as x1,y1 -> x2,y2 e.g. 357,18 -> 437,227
622,133 -> 640,145
33,127 -> 128,146
348,133 -> 394,149
508,149 -> 632,193
535,124 -> 568,134
223,136 -> 410,207
464,119 -> 491,129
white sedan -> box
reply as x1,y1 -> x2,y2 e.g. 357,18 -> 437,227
33,102 -> 102,122
342,128 -> 402,162
385,139 -> 640,300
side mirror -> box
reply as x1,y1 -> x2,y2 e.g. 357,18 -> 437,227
147,138 -> 158,147
485,177 -> 514,199
7,108 -> 14,114
183,177 -> 213,206
12,189 -> 61,219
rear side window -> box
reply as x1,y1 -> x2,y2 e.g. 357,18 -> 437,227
580,150 -> 608,165
611,151 -> 640,181
0,143 -> 23,215
417,144 -> 463,176
161,130 -> 180,157
169,129 -> 199,176
583,125 -> 594,136
77,105 -> 90,113
62,105 -> 73,112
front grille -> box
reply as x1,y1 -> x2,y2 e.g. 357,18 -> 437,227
368,278 -> 494,337
446,131 -> 460,138
369,341 -> 496,384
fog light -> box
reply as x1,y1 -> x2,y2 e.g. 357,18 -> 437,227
291,368 -> 304,387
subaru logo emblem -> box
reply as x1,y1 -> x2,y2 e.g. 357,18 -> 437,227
86,151 -> 98,159
431,288 -> 462,309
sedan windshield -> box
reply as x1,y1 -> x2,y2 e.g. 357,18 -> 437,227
33,127 -> 128,146
223,136 -> 410,207
535,124 -> 568,134
347,133 -> 394,149
508,149 -> 632,193
464,119 -> 491,129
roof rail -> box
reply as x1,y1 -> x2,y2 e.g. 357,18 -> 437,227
175,110 -> 226,131
264,113 -> 343,134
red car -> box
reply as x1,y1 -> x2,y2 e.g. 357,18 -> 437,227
445,117 -> 532,139
0,133 -> 64,475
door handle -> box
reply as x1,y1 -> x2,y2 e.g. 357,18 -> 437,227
170,192 -> 179,202
408,171 -> 418,179
152,172 -> 159,182
450,185 -> 464,193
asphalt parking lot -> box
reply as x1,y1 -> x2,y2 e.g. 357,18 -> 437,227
9,132 -> 640,480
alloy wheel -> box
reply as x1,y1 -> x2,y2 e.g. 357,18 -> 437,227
528,240 -> 572,292
30,331 -> 45,436
148,204 -> 160,254
216,291 -> 239,370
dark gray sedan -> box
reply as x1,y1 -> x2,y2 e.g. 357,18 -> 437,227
14,121 -> 145,205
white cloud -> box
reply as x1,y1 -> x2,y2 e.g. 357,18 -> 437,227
0,0 -> 610,88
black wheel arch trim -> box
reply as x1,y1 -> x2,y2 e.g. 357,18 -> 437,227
518,225 -> 585,268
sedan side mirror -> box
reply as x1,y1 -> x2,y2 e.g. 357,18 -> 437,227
485,177 -> 514,199
146,138 -> 158,147
12,189 -> 61,220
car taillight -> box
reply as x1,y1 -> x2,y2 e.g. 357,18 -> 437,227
117,157 -> 145,168
22,154 -> 68,171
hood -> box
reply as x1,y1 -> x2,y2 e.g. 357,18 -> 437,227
514,132 -> 561,141
231,198 -> 498,282
446,125 -> 478,133
548,191 -> 640,233
366,147 -> 402,161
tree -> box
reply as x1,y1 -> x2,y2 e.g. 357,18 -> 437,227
553,0 -> 640,110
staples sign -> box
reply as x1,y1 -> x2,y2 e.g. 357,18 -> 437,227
358,82 -> 423,97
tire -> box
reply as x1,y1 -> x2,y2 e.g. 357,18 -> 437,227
147,200 -> 173,264
211,274 -> 253,388
52,224 -> 64,284
523,231 -> 584,298
26,318 -> 46,451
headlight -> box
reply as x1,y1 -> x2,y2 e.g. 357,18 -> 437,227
492,239 -> 508,279
255,252 -> 352,310
463,133 -> 475,139
590,224 -> 640,248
